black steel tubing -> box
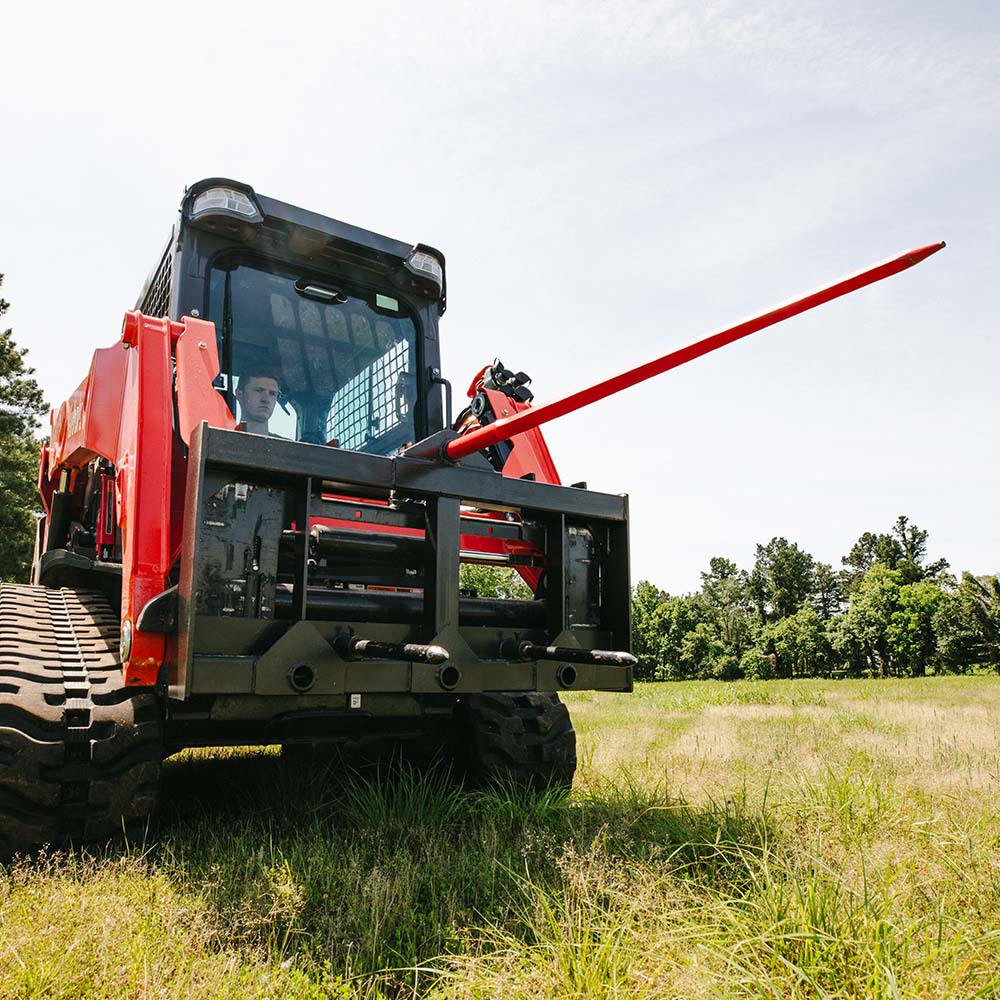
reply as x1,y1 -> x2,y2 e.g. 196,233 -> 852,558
311,526 -> 426,565
44,491 -> 74,553
308,526 -> 534,569
273,587 -> 546,628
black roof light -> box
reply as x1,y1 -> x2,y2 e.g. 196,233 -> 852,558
184,178 -> 264,228
406,249 -> 443,289
397,244 -> 446,309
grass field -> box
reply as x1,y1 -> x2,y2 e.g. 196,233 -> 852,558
3,677 -> 1000,999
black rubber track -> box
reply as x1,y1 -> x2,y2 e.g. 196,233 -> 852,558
0,584 -> 163,859
453,692 -> 576,791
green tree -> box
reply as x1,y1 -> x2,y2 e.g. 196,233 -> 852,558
763,605 -> 834,678
842,516 -> 948,590
657,597 -> 705,680
812,561 -> 845,619
679,621 -> 725,679
845,564 -> 902,676
827,613 -> 864,676
938,573 -> 1000,673
739,646 -> 774,680
658,595 -> 711,680
749,537 -> 816,620
932,586 -> 981,673
0,275 -> 47,582
699,556 -> 756,659
842,530 -> 903,585
891,515 -> 950,584
459,564 -> 532,600
630,580 -> 671,680
887,580 -> 945,676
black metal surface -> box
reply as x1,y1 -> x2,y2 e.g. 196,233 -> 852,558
192,479 -> 284,619
394,452 -> 627,520
566,525 -> 601,626
290,478 -> 311,622
136,585 -> 178,633
311,525 -> 425,565
175,423 -> 631,697
35,550 -> 123,607
44,491 -> 73,553
273,587 -> 547,628
602,502 -> 632,648
210,429 -> 396,491
425,497 -> 461,634
197,427 -> 626,520
431,372 -> 453,427
164,702 -> 450,751
545,513 -> 567,638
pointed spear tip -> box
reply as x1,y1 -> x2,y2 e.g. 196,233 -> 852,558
905,241 -> 946,266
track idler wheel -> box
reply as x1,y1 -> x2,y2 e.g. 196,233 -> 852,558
453,692 -> 576,792
0,585 -> 163,859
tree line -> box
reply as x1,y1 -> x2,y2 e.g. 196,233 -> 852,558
0,274 -> 46,583
632,517 -> 1000,680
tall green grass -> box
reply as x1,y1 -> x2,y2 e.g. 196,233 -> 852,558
3,676 -> 1000,998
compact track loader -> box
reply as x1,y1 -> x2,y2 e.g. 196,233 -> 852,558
0,178 -> 942,856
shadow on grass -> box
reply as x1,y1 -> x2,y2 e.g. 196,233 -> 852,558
155,749 -> 775,986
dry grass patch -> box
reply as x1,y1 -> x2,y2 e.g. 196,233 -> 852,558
0,851 -> 347,1000
4,677 -> 1000,998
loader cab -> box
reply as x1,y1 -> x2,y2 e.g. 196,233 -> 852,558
136,178 -> 448,454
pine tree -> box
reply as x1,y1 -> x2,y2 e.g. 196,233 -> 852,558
0,274 -> 47,582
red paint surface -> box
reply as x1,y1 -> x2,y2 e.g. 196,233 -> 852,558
43,312 -> 236,685
174,316 -> 237,444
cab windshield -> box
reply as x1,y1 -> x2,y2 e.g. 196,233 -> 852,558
207,260 -> 419,455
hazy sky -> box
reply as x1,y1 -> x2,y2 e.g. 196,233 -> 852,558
2,0 -> 997,592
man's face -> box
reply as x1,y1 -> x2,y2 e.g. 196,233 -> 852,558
236,376 -> 279,424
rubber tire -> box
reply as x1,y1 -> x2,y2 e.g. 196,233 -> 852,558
453,692 -> 576,792
0,584 -> 163,859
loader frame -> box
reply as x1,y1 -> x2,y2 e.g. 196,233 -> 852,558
171,423 -> 633,704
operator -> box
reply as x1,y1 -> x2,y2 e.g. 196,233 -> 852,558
234,365 -> 281,436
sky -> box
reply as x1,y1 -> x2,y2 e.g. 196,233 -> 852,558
2,0 -> 997,593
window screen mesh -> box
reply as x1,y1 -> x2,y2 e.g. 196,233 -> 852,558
140,251 -> 172,318
327,339 -> 410,451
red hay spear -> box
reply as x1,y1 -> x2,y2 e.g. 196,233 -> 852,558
446,242 -> 946,462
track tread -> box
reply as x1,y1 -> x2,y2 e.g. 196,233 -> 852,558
455,691 -> 576,791
0,584 -> 163,859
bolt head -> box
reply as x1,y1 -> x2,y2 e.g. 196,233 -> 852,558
120,620 -> 133,661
